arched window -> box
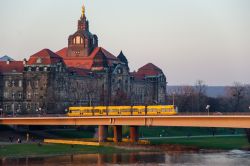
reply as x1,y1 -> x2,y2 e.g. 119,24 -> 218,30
75,36 -> 82,44
19,80 -> 22,87
36,58 -> 42,64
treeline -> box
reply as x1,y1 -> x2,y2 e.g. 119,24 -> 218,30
167,81 -> 250,113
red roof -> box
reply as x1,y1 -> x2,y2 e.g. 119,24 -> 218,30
56,47 -> 119,69
27,49 -> 63,65
137,63 -> 163,76
0,61 -> 24,74
130,71 -> 145,81
56,47 -> 68,58
131,63 -> 163,80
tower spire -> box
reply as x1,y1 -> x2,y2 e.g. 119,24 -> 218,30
81,0 -> 85,18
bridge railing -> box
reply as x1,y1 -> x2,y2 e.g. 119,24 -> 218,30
178,112 -> 250,116
1,112 -> 250,118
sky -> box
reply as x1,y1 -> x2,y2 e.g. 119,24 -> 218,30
0,0 -> 249,86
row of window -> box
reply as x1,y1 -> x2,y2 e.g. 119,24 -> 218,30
2,103 -> 40,111
3,92 -> 41,100
26,66 -> 49,72
5,80 -> 22,87
3,92 -> 23,99
4,80 -> 43,89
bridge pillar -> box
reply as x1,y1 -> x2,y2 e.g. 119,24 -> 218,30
98,125 -> 108,142
113,125 -> 122,143
130,126 -> 139,143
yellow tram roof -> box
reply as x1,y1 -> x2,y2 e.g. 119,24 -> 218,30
132,106 -> 145,109
108,106 -> 131,109
69,106 -> 93,110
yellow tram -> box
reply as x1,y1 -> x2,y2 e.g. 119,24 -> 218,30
67,105 -> 177,117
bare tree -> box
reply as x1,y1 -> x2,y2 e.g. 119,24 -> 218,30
194,80 -> 207,112
227,82 -> 247,112
84,78 -> 99,106
173,86 -> 195,112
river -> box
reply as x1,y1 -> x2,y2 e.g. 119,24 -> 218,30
1,150 -> 250,166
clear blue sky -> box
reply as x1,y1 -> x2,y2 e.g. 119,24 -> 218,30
0,0 -> 250,86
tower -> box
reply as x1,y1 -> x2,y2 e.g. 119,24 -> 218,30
67,2 -> 98,57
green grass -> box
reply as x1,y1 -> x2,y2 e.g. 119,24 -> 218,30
150,136 -> 250,150
0,144 -> 126,158
139,127 -> 244,137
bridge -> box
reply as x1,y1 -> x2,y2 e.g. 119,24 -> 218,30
1,115 -> 250,143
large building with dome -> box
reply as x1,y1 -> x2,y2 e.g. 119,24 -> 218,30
0,3 -> 167,114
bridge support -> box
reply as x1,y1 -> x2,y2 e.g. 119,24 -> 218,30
113,125 -> 122,143
130,126 -> 139,143
98,125 -> 108,142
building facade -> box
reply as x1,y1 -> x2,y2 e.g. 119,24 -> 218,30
0,3 -> 167,115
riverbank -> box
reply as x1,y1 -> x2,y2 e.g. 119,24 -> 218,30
0,143 -> 131,158
0,136 -> 249,158
150,136 -> 250,150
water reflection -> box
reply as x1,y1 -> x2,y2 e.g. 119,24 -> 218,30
1,153 -> 165,166
1,151 -> 250,166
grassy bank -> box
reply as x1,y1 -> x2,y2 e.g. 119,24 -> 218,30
0,143 -> 127,158
150,136 -> 250,150
139,127 -> 244,137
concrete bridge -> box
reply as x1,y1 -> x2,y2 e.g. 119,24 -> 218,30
1,115 -> 250,143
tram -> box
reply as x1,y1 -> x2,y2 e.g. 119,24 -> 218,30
67,105 -> 177,116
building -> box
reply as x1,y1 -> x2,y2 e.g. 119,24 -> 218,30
0,3 -> 167,115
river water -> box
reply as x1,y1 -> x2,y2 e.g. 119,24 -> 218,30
1,150 -> 250,166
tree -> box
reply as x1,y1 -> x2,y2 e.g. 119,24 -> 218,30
113,89 -> 130,106
173,86 -> 195,112
227,82 -> 247,112
194,80 -> 207,112
84,79 -> 98,106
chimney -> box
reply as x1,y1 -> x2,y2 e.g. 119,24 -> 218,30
23,58 -> 27,65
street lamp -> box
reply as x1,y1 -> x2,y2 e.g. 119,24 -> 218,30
206,105 -> 210,116
172,92 -> 175,106
0,108 -> 3,117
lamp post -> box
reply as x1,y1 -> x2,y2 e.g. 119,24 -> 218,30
0,108 -> 3,117
172,92 -> 175,106
206,105 -> 210,116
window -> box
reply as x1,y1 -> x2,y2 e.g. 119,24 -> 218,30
18,104 -> 21,110
18,92 -> 22,99
27,104 -> 31,110
4,92 -> 8,98
18,80 -> 22,87
4,105 -> 8,111
117,68 -> 123,74
11,80 -> 15,87
75,51 -> 80,55
36,67 -> 39,71
5,81 -> 9,87
35,81 -> 39,88
28,67 -> 32,71
36,58 -> 42,64
27,92 -> 31,99
75,36 -> 82,44
34,92 -> 38,98
44,67 -> 47,71
12,93 -> 15,99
